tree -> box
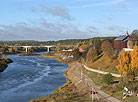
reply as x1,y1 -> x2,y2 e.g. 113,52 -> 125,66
86,47 -> 97,63
95,40 -> 102,55
130,45 -> 138,79
117,51 -> 131,81
79,45 -> 88,49
101,40 -> 113,58
56,43 -> 62,53
117,46 -> 138,82
88,39 -> 93,47
72,48 -> 82,60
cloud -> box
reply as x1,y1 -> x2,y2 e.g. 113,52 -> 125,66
77,0 -> 126,8
87,25 -> 100,35
42,6 -> 72,20
29,6 -> 73,20
106,25 -> 125,33
0,19 -> 91,41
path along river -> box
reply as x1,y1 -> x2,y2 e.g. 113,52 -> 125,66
0,52 -> 68,102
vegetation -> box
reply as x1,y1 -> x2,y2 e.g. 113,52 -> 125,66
0,56 -> 13,72
103,73 -> 113,85
86,47 -> 97,63
117,46 -> 138,82
87,55 -> 119,74
56,43 -> 62,53
40,55 -> 63,62
101,40 -> 114,59
72,48 -> 82,60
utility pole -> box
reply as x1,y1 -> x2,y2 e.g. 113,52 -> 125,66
81,67 -> 83,80
91,85 -> 99,102
92,85 -> 94,101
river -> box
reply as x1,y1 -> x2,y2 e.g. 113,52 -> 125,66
0,52 -> 68,102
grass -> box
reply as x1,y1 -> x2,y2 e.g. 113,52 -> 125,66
87,55 -> 119,74
103,68 -> 119,74
40,55 -> 63,62
82,64 -> 138,102
124,96 -> 138,102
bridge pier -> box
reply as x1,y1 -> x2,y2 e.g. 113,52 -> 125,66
47,47 -> 50,52
25,47 -> 28,54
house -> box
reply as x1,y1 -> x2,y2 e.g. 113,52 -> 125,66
114,35 -> 129,50
114,30 -> 138,51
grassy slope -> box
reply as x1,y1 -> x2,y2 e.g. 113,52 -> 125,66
87,55 -> 119,74
83,55 -> 138,102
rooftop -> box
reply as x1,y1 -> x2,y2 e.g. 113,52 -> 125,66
114,35 -> 128,41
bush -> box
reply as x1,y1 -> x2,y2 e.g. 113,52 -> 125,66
109,88 -> 116,94
109,60 -> 113,63
103,73 -> 113,85
115,83 -> 124,91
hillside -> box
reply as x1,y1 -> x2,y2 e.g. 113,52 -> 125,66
87,55 -> 119,74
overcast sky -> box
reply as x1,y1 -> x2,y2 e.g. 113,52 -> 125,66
0,0 -> 138,41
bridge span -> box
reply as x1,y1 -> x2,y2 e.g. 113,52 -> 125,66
8,45 -> 56,53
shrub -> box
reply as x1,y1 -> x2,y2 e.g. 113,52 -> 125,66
109,88 -> 116,94
115,83 -> 124,91
103,73 -> 113,85
109,60 -> 113,63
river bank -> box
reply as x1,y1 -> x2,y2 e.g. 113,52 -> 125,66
30,61 -> 92,102
30,54 -> 111,102
0,58 -> 13,72
30,53 -> 124,102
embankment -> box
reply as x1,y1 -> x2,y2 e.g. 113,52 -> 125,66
30,55 -> 118,102
30,60 -> 94,102
0,58 -> 13,72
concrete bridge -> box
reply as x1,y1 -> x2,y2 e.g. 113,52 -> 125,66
8,45 -> 56,53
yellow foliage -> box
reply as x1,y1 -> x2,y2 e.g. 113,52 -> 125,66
117,51 -> 131,78
131,45 -> 138,72
8,48 -> 13,52
86,47 -> 97,63
117,46 -> 138,79
79,45 -> 88,49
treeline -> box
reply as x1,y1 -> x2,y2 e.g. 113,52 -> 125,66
0,37 -> 116,54
0,37 -> 116,46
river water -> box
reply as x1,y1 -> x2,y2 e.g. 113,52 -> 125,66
0,52 -> 68,102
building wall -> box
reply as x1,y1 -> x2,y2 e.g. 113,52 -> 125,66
127,40 -> 133,49
114,40 -> 127,50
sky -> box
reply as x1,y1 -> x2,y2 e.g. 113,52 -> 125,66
0,0 -> 138,41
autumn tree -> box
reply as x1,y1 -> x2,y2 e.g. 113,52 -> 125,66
79,45 -> 88,49
116,51 -> 131,82
101,40 -> 113,58
130,45 -> 138,79
95,40 -> 102,55
86,47 -> 97,63
56,43 -> 62,53
88,39 -> 93,47
13,47 -> 18,53
117,46 -> 138,82
72,48 -> 82,60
